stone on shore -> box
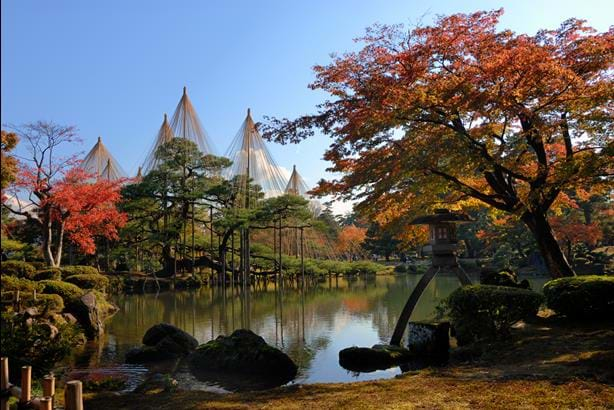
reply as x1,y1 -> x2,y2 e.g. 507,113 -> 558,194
407,322 -> 450,362
339,344 -> 413,372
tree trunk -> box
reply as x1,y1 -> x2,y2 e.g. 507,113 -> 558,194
54,221 -> 65,268
44,208 -> 57,267
522,210 -> 575,278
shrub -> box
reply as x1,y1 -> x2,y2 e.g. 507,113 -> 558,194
543,275 -> 614,319
32,268 -> 62,281
39,280 -> 84,303
65,274 -> 110,292
1,261 -> 36,279
480,268 -> 530,289
1,276 -> 43,293
22,293 -> 65,314
61,265 -> 99,277
394,264 -> 407,273
443,285 -> 544,345
0,312 -> 82,378
29,261 -> 47,270
346,261 -> 383,275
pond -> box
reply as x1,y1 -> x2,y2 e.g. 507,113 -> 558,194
68,273 -> 548,392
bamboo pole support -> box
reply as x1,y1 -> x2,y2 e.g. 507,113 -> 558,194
64,380 -> 83,410
39,397 -> 52,410
1,357 -> 8,410
42,374 -> 55,407
20,366 -> 31,404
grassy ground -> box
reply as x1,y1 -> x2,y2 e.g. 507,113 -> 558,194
84,316 -> 614,410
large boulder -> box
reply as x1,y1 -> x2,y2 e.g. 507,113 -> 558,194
126,323 -> 198,364
189,329 -> 297,387
67,292 -> 104,339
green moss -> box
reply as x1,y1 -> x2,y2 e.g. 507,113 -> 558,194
91,290 -> 117,316
1,275 -> 43,293
61,265 -> 100,276
22,293 -> 65,313
1,260 -> 36,279
65,274 -> 110,292
39,280 -> 84,303
32,268 -> 62,281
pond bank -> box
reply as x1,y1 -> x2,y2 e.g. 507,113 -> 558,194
84,316 -> 614,409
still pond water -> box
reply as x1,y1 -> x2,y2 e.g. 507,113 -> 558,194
69,273 -> 547,392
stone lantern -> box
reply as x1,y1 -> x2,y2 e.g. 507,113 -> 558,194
390,209 -> 473,346
414,208 -> 471,267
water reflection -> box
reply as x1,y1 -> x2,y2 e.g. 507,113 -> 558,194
74,274 -> 548,388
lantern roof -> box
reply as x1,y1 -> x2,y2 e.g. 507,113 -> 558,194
410,209 -> 473,225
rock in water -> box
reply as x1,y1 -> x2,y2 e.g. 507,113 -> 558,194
126,323 -> 198,364
407,322 -> 450,362
189,329 -> 297,386
68,292 -> 104,339
339,344 -> 413,372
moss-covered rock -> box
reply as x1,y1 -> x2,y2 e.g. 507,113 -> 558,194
189,329 -> 297,386
126,323 -> 198,364
65,291 -> 106,339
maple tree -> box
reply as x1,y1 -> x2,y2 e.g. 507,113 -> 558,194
336,224 -> 367,260
263,10 -> 613,278
3,122 -> 126,267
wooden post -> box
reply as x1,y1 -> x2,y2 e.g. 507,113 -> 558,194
20,366 -> 31,404
43,374 -> 55,407
64,380 -> 83,410
1,357 -> 9,410
39,397 -> 52,410
300,227 -> 305,288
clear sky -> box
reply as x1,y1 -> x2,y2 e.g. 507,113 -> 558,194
2,0 -> 612,214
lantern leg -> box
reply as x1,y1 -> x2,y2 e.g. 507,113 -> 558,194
390,266 -> 440,346
454,265 -> 472,286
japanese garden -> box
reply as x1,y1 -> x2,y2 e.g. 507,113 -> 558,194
1,4 -> 612,410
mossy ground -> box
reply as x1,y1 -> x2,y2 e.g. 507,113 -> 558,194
84,315 -> 614,409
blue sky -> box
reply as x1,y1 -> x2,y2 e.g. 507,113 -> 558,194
2,0 -> 612,214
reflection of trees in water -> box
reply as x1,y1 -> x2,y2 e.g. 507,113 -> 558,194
103,274 -> 465,372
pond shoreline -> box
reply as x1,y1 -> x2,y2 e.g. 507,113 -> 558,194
83,316 -> 614,409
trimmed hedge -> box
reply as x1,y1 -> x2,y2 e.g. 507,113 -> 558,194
65,274 -> 110,292
1,276 -> 43,293
444,285 -> 544,345
543,275 -> 614,319
22,293 -> 65,313
39,280 -> 84,303
1,261 -> 36,279
32,268 -> 62,281
28,261 -> 47,270
480,268 -> 530,289
61,265 -> 99,277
